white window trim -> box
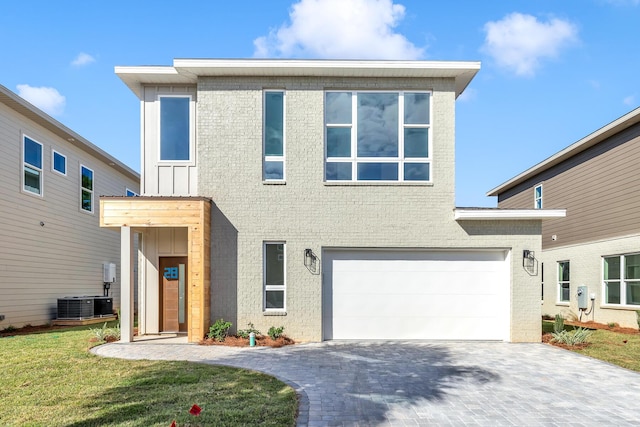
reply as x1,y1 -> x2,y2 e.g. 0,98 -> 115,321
534,184 -> 543,209
126,188 -> 139,197
263,241 -> 286,312
22,134 -> 43,198
51,149 -> 67,176
263,90 -> 286,182
324,90 -> 432,183
80,164 -> 94,214
157,94 -> 195,164
557,260 -> 570,305
601,253 -> 640,308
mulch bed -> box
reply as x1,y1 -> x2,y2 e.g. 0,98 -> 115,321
543,320 -> 639,350
200,335 -> 295,348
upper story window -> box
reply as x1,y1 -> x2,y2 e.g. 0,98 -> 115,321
52,149 -> 67,176
263,91 -> 285,181
557,261 -> 570,303
81,165 -> 94,213
325,91 -> 431,182
534,184 -> 543,209
126,188 -> 138,197
23,135 -> 43,196
603,254 -> 640,306
159,95 -> 191,161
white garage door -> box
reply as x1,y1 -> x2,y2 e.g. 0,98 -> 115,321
322,250 -> 510,341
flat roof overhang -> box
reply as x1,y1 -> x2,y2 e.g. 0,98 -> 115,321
454,208 -> 567,221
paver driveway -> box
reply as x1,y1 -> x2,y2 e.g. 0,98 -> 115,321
93,340 -> 640,426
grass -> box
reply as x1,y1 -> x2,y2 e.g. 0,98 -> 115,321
0,326 -> 297,426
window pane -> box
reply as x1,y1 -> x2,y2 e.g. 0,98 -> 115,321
82,189 -> 92,211
265,92 -> 284,156
326,162 -> 352,181
327,127 -> 351,157
604,256 -> 620,280
81,167 -> 93,190
558,262 -> 570,281
357,162 -> 398,181
265,243 -> 284,286
625,254 -> 640,280
326,92 -> 352,124
160,97 -> 190,161
357,93 -> 398,157
626,282 -> 640,305
24,166 -> 41,194
53,152 -> 66,174
404,128 -> 429,157
24,137 -> 42,169
404,163 -> 430,181
606,281 -> 621,304
404,93 -> 430,124
535,186 -> 542,199
266,290 -> 284,309
561,283 -> 570,302
264,161 -> 284,180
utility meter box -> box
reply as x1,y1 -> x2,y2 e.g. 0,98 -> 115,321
103,263 -> 116,283
577,285 -> 588,310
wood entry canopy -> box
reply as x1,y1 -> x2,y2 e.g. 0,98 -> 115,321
100,196 -> 211,343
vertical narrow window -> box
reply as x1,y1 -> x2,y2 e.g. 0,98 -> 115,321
159,96 -> 191,161
264,242 -> 285,310
81,165 -> 94,213
557,261 -> 570,303
52,150 -> 67,176
263,91 -> 285,180
604,256 -> 621,304
625,254 -> 640,305
23,136 -> 43,195
534,184 -> 543,209
541,262 -> 544,301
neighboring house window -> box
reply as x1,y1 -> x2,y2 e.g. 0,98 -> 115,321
159,95 -> 191,161
52,150 -> 66,176
263,90 -> 285,181
603,254 -> 640,305
81,165 -> 94,213
23,135 -> 43,195
534,184 -> 543,209
541,262 -> 544,301
264,242 -> 285,311
126,188 -> 138,197
557,261 -> 570,303
325,91 -> 431,182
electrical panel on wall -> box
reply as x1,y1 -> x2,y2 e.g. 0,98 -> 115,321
103,263 -> 116,283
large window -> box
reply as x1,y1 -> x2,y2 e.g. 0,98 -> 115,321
534,184 -> 543,209
159,95 -> 191,161
264,242 -> 285,311
557,261 -> 570,303
263,91 -> 285,180
81,165 -> 94,213
52,149 -> 66,176
23,136 -> 43,195
325,91 -> 431,182
604,254 -> 640,305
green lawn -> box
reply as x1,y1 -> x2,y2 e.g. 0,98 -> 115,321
0,326 -> 297,427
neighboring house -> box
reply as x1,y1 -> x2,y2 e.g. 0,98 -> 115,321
0,84 -> 140,328
488,108 -> 640,328
102,59 -> 564,343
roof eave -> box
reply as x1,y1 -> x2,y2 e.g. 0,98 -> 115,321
454,208 -> 567,221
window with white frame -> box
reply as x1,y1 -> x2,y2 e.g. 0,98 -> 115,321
159,95 -> 191,161
557,261 -> 570,303
52,149 -> 66,176
80,165 -> 94,213
325,91 -> 431,182
125,188 -> 138,197
263,91 -> 285,180
603,254 -> 640,305
534,184 -> 543,209
23,135 -> 43,195
264,242 -> 285,310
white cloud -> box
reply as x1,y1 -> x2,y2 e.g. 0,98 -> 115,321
71,52 -> 96,67
253,0 -> 424,59
16,84 -> 66,116
481,13 -> 578,76
623,95 -> 636,106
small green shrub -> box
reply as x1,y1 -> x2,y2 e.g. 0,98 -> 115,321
237,322 -> 261,339
90,322 -> 121,342
268,326 -> 285,340
553,314 -> 565,334
551,327 -> 593,346
1,325 -> 17,333
209,319 -> 232,342
607,322 -> 617,329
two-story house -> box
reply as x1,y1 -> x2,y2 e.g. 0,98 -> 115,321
0,84 -> 140,329
101,59 -> 564,343
489,108 -> 640,328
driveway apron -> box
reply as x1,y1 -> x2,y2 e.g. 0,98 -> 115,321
92,341 -> 640,426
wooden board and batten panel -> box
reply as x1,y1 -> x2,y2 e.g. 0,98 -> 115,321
497,123 -> 640,249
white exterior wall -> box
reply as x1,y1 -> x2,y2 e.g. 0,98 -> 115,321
0,101 -> 139,328
541,234 -> 640,328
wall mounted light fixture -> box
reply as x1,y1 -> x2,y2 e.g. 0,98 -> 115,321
304,248 -> 319,275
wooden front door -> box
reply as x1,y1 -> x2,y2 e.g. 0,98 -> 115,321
159,257 -> 188,333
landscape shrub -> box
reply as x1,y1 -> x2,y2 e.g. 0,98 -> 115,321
268,326 -> 285,340
209,319 -> 232,342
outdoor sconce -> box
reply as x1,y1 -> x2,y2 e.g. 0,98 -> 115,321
523,250 -> 536,272
304,248 -> 319,275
